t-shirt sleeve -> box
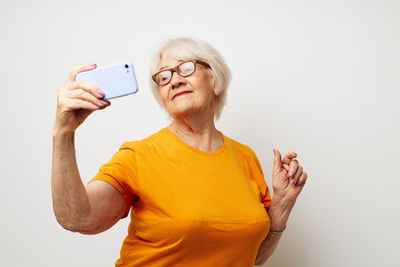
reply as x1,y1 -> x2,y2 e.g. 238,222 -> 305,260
89,142 -> 139,218
247,147 -> 272,210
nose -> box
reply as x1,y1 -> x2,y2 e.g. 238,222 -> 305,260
170,71 -> 186,89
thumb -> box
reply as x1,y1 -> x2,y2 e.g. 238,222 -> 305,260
273,148 -> 282,171
68,62 -> 97,82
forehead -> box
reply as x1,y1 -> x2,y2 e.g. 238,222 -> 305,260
158,54 -> 185,70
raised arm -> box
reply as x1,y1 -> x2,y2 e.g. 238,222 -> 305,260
255,149 -> 308,265
51,63 -> 126,235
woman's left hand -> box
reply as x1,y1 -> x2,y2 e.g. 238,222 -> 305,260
272,149 -> 308,203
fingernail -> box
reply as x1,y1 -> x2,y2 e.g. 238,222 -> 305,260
90,63 -> 96,66
273,149 -> 275,156
289,171 -> 293,177
99,100 -> 107,105
291,179 -> 296,184
98,90 -> 105,96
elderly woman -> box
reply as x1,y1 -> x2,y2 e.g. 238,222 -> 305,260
52,37 -> 308,267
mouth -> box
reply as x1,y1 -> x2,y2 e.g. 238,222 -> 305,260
172,91 -> 192,100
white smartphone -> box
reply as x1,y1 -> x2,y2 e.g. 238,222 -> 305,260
76,61 -> 139,100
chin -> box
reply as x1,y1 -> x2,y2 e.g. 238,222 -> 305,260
169,103 -> 199,118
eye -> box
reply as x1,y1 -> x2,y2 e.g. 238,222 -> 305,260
178,62 -> 195,75
158,71 -> 171,82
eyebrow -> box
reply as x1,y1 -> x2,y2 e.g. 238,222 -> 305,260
159,60 -> 185,71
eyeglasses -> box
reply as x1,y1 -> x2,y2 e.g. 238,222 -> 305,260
152,59 -> 211,86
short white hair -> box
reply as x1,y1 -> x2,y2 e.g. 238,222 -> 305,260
149,37 -> 231,120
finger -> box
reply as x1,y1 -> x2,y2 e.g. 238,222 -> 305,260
69,89 -> 107,107
282,164 -> 290,172
70,99 -> 100,110
98,100 -> 111,110
68,63 -> 97,82
297,172 -> 308,186
282,152 -> 297,165
67,98 -> 101,111
273,149 -> 282,171
292,166 -> 303,185
288,159 -> 299,183
69,80 -> 105,99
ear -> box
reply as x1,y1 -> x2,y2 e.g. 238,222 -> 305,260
209,72 -> 220,96
213,85 -> 221,97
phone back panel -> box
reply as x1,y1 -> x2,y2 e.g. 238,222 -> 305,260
76,61 -> 138,100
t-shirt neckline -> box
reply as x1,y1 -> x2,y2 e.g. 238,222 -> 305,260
164,127 -> 227,156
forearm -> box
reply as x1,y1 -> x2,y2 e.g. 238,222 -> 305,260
255,196 -> 295,265
254,229 -> 282,266
51,129 -> 91,231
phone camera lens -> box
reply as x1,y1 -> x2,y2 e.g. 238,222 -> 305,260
125,64 -> 129,68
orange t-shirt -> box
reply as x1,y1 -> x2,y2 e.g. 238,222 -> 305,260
90,127 -> 272,267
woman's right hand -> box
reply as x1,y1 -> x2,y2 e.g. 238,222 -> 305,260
53,63 -> 111,134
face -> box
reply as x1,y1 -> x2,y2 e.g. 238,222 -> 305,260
157,54 -> 216,119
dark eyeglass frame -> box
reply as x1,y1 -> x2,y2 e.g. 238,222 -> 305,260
152,59 -> 211,86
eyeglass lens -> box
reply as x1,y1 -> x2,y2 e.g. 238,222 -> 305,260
155,61 -> 196,85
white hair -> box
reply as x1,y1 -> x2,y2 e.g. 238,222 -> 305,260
149,37 -> 231,120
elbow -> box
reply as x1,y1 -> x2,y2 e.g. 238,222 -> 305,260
55,214 -> 80,232
254,260 -> 265,266
254,254 -> 269,266
58,220 -> 97,235
254,256 -> 266,266
55,216 -> 78,232
54,212 -> 95,234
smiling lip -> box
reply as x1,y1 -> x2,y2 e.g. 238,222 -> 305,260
172,91 -> 192,100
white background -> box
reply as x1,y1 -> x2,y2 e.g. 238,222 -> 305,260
0,0 -> 399,266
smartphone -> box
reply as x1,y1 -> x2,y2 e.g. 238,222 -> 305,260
76,61 -> 139,100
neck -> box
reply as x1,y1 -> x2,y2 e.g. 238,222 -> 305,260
168,112 -> 223,153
